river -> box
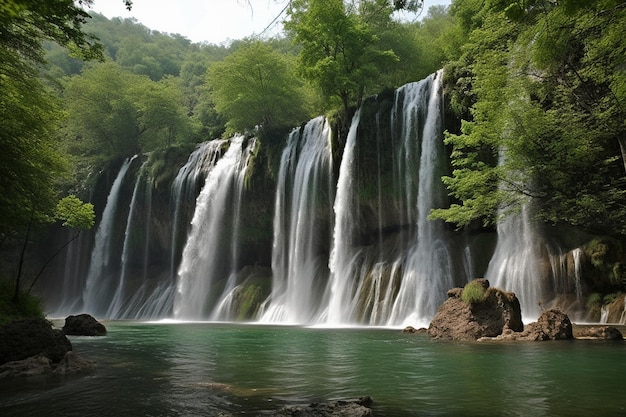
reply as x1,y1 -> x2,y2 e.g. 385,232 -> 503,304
1,321 -> 624,416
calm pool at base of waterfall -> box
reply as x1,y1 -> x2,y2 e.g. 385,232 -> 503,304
1,321 -> 624,417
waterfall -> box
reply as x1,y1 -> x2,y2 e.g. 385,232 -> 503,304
44,71 -> 596,326
82,155 -> 137,316
326,110 -> 363,325
260,117 -> 334,323
169,140 -> 227,281
106,161 -> 147,318
174,135 -> 255,320
485,204 -> 545,320
387,70 -> 454,327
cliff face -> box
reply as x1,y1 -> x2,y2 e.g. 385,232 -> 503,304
33,73 -> 625,325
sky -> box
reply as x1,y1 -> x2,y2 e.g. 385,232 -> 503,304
89,0 -> 453,45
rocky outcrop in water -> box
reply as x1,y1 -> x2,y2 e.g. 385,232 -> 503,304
0,317 -> 96,378
480,308 -> 574,341
427,279 -> 523,341
0,317 -> 71,364
62,313 -> 107,336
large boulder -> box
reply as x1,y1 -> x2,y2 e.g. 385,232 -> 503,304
0,317 -> 72,365
481,308 -> 574,341
428,279 -> 523,341
62,314 -> 107,336
521,308 -> 573,340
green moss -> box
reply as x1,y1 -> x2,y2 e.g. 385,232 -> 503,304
586,292 -> 602,310
461,280 -> 487,304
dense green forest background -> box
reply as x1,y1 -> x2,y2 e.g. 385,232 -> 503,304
1,0 -> 625,319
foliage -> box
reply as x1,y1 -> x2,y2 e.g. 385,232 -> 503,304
285,0 -> 399,119
461,280 -> 487,304
431,0 -> 626,237
207,41 -> 312,134
62,61 -> 193,166
0,279 -> 44,325
55,195 -> 95,230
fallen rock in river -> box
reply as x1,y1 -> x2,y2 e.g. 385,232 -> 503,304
62,313 -> 107,336
427,279 -> 523,341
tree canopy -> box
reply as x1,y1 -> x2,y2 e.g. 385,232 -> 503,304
430,0 -> 626,237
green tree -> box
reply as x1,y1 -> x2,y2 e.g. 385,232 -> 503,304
63,61 -> 193,167
285,0 -> 399,122
207,40 -> 311,134
431,0 -> 626,237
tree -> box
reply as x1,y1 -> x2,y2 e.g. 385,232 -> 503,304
63,61 -> 193,167
207,40 -> 311,134
284,0 -> 399,122
14,196 -> 95,302
431,0 -> 626,237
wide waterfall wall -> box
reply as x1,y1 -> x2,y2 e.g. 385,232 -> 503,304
39,71 -> 597,324
258,70 -> 468,326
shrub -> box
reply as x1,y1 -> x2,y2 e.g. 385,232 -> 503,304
0,279 -> 45,325
461,280 -> 487,304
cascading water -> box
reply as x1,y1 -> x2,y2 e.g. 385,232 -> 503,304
174,135 -> 255,320
485,202 -> 545,320
387,71 -> 455,327
106,161 -> 147,318
326,110 -> 364,325
43,71 -> 598,326
82,155 -> 137,316
169,140 -> 227,281
323,70 -> 457,326
260,117 -> 334,323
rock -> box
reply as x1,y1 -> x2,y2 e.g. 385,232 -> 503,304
427,279 -> 523,341
479,308 -> 575,341
401,326 -> 427,334
0,354 -> 53,378
0,317 -> 72,365
52,351 -> 97,375
274,397 -> 374,417
62,314 -> 107,336
575,326 -> 623,340
522,308 -> 573,340
0,351 -> 96,379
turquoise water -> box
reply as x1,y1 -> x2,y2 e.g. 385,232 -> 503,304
1,322 -> 625,416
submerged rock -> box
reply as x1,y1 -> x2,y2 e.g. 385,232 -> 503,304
427,279 -> 523,341
0,351 -> 96,378
273,397 -> 374,417
62,314 -> 107,336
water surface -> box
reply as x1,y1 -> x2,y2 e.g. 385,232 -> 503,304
1,322 -> 624,416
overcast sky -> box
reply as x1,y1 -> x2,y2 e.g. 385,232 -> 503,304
89,0 -> 452,45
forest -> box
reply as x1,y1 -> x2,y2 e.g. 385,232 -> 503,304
1,0 -> 625,322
